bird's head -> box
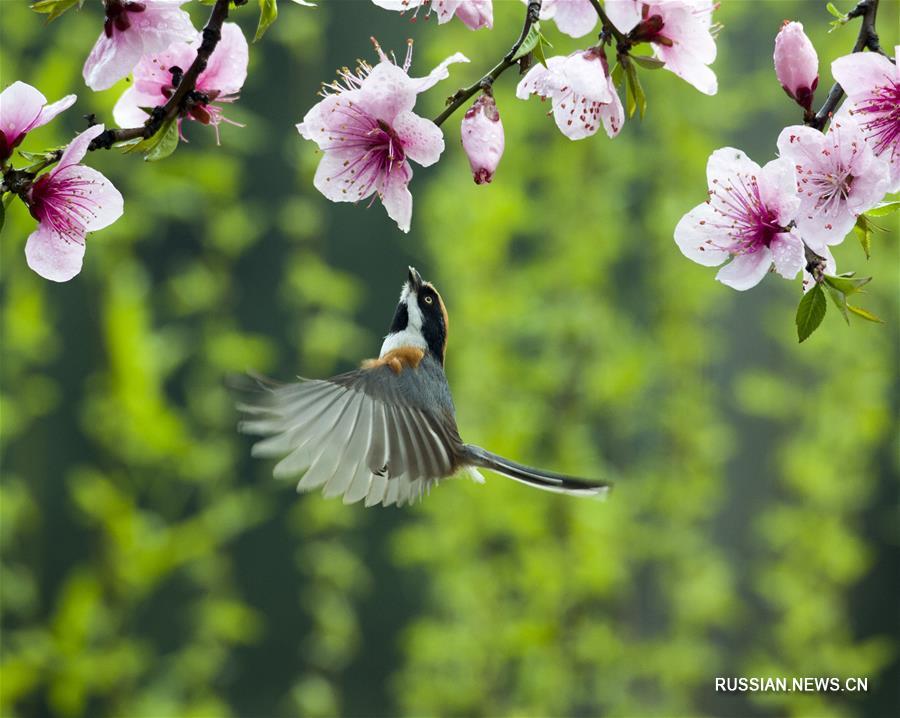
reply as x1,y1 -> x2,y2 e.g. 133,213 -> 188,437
381,266 -> 449,364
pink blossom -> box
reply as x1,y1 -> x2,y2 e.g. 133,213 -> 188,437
773,21 -> 819,112
297,43 -> 468,232
606,0 -> 718,95
113,23 -> 248,141
461,94 -> 504,184
0,82 -> 76,163
675,148 -> 804,291
831,45 -> 900,192
537,0 -> 597,39
516,49 -> 624,140
24,125 -> 124,282
371,0 -> 493,30
777,118 -> 889,249
83,0 -> 195,91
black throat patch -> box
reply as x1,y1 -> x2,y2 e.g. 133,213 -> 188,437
388,302 -> 408,334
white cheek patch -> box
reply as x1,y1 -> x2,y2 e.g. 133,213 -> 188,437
405,290 -> 423,330
380,285 -> 426,357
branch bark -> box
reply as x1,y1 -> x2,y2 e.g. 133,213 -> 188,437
807,0 -> 884,131
432,1 -> 542,127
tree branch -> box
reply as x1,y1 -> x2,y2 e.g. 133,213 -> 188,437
88,0 -> 244,151
807,0 -> 884,131
432,1 -> 542,127
804,242 -> 828,284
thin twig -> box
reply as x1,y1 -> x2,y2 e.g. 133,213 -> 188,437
804,242 -> 828,283
588,0 -> 628,47
807,0 -> 884,131
88,0 -> 243,150
432,1 -> 542,127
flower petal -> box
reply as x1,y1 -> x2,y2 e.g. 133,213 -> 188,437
770,231 -> 804,279
413,52 -> 470,94
603,0 -> 642,33
357,62 -> 419,122
312,150 -> 378,204
54,124 -> 105,175
83,28 -> 145,91
131,0 -> 196,55
25,223 -> 86,282
674,202 -> 731,267
715,248 -> 772,290
706,147 -> 760,190
199,23 -> 248,95
379,161 -> 413,232
50,165 -> 124,232
758,156 -> 800,226
831,51 -> 895,102
35,94 -> 77,131
515,60 -> 558,100
394,111 -> 444,167
296,93 -> 356,147
655,44 -> 717,95
0,81 -> 47,141
452,0 -> 493,30
542,0 -> 598,39
600,77 -> 625,138
112,87 -> 158,127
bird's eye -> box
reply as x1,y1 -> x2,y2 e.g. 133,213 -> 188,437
424,296 -> 434,305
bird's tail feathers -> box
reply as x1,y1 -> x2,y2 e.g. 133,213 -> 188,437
463,445 -> 611,498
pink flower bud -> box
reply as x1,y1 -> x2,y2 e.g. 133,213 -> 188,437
461,93 -> 504,185
774,21 -> 819,111
453,0 -> 493,31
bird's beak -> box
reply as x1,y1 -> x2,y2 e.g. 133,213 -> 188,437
407,266 -> 424,291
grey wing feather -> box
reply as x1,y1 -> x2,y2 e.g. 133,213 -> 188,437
237,358 -> 466,507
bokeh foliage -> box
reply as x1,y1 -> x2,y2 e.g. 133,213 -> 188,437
1,1 -> 898,717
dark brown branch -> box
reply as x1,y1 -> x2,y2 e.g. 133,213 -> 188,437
807,0 -> 884,131
432,1 -> 542,127
88,0 -> 244,151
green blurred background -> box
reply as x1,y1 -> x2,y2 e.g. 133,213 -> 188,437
1,1 -> 898,716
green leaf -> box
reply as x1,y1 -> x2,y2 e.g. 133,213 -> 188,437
847,304 -> 884,323
144,120 -> 180,162
533,35 -> 549,69
796,283 -> 827,342
864,200 -> 900,217
30,0 -> 82,22
824,283 -> 850,324
823,273 -> 871,295
631,55 -> 665,70
122,119 -> 179,161
611,62 -> 624,88
826,2 -> 844,17
623,60 -> 647,119
512,22 -> 542,62
854,214 -> 872,258
255,0 -> 278,42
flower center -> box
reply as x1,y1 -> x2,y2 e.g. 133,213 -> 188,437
28,174 -> 98,242
104,0 -> 146,38
708,173 -> 784,254
809,168 -> 854,215
854,79 -> 900,157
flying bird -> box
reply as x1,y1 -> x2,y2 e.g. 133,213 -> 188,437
237,267 -> 611,507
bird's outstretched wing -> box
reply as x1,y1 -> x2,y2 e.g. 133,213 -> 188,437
236,358 -> 466,507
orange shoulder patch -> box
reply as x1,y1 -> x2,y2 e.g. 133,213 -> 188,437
361,346 -> 425,374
